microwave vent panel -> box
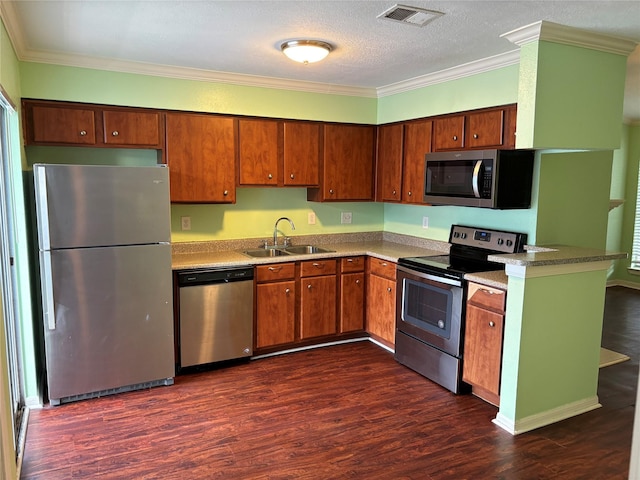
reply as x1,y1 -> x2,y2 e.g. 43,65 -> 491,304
377,4 -> 444,27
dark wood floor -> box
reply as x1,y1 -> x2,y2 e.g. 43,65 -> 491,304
21,286 -> 638,479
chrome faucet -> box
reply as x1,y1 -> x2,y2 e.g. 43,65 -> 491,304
273,217 -> 295,246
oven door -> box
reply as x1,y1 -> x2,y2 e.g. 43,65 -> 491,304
396,266 -> 464,357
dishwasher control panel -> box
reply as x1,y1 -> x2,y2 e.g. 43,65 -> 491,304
178,266 -> 254,286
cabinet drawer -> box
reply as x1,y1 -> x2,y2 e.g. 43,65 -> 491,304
467,282 -> 506,312
341,256 -> 365,273
256,262 -> 296,282
300,259 -> 337,277
368,258 -> 396,281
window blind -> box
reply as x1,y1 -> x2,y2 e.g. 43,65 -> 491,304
631,165 -> 640,270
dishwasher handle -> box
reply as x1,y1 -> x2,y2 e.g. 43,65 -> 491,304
178,267 -> 254,287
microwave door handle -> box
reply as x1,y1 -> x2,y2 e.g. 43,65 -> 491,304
472,160 -> 483,198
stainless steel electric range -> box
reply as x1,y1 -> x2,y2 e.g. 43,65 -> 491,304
394,225 -> 527,393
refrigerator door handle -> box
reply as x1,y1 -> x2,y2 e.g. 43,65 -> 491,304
34,166 -> 51,251
40,251 -> 56,330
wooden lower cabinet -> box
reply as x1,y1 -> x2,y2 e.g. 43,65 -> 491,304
463,282 -> 506,406
299,259 -> 337,340
340,256 -> 365,333
255,263 -> 296,349
366,258 -> 397,347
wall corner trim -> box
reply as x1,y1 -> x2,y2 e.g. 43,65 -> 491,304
501,20 -> 638,56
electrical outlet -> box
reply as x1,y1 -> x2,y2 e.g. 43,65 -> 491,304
181,216 -> 191,231
308,212 -> 316,225
422,216 -> 429,229
341,212 -> 352,224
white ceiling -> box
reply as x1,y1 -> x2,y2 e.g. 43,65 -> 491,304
2,1 -> 640,121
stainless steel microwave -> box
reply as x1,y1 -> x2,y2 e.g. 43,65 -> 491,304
423,149 -> 534,209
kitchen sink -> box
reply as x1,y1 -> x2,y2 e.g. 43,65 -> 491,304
242,245 -> 334,258
282,245 -> 334,255
243,248 -> 291,258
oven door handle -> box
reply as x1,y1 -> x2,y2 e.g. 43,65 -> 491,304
397,266 -> 463,287
472,160 -> 483,198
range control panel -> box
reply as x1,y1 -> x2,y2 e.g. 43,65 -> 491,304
449,225 -> 527,254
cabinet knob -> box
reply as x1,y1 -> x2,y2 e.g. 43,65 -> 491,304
329,189 -> 334,194
453,135 -> 458,141
473,133 -> 479,139
489,321 -> 495,327
408,191 -> 412,196
387,287 -> 392,293
392,190 -> 396,195
381,262 -> 388,267
312,262 -> 324,268
285,288 -> 290,294
112,131 -> 119,137
290,174 -> 295,179
347,258 -> 353,263
307,284 -> 312,290
223,190 -> 229,196
79,130 -> 87,136
268,266 -> 282,272
356,279 -> 361,285
268,173 -> 273,179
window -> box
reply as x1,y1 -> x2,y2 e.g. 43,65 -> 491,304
631,165 -> 640,270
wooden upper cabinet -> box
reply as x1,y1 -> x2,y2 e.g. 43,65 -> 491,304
402,119 -> 432,204
27,104 -> 97,145
309,123 -> 375,201
238,118 -> 279,186
433,115 -> 464,151
102,110 -> 162,147
375,124 -> 404,202
433,105 -> 516,152
23,100 -> 163,149
465,109 -> 504,149
165,112 -> 236,203
283,121 -> 320,186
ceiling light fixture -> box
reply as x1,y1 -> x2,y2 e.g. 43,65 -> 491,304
281,40 -> 332,64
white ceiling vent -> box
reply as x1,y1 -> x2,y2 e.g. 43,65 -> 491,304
378,4 -> 444,27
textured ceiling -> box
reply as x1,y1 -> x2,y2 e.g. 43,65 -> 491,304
3,1 -> 640,120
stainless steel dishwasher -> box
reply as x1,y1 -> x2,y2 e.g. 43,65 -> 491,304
177,266 -> 254,368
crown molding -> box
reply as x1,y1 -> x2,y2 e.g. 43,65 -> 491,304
501,20 -> 638,56
376,50 -> 520,97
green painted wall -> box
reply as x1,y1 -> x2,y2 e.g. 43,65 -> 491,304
519,41 -> 626,150
536,150 -> 613,249
19,63 -> 378,123
500,267 -> 607,422
377,65 -> 520,124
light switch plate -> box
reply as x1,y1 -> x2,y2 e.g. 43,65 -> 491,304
341,212 -> 352,224
422,216 -> 429,229
308,212 -> 316,225
181,216 -> 191,231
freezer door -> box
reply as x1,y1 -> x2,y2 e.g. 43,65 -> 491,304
40,244 -> 174,402
34,163 -> 170,250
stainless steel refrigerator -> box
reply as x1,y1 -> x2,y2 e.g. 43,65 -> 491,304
34,163 -> 174,405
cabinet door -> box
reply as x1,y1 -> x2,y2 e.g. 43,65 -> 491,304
283,121 -> 320,186
340,272 -> 364,333
503,105 -> 517,149
238,118 -> 279,186
320,124 -> 375,201
376,124 -> 403,202
256,281 -> 296,348
465,109 -> 504,149
463,304 -> 505,405
433,115 -> 464,151
166,113 -> 236,203
102,110 -> 162,147
300,275 -> 337,339
402,120 -> 432,204
30,105 -> 96,145
366,274 -> 396,346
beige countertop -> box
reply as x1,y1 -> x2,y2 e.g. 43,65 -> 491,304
172,239 -> 446,270
171,234 -> 626,292
488,244 -> 627,267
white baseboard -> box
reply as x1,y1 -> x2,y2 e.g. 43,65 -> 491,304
607,279 -> 640,290
24,396 -> 43,408
492,396 -> 601,435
